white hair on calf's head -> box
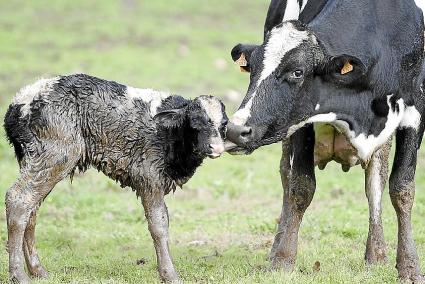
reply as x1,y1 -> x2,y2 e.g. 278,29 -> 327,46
13,77 -> 60,117
198,96 -> 223,126
126,86 -> 170,116
198,96 -> 225,157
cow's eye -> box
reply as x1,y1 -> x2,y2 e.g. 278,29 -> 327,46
291,70 -> 304,79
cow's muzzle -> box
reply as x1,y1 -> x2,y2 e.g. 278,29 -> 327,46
225,122 -> 254,154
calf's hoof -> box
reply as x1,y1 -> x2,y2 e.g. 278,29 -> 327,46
159,268 -> 180,283
30,266 -> 49,279
10,271 -> 31,284
271,257 -> 295,272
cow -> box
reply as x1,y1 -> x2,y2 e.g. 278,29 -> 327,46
4,74 -> 228,283
244,0 -> 393,267
226,0 -> 425,282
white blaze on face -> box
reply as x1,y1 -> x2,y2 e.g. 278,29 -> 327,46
126,87 -> 170,116
13,77 -> 60,117
230,22 -> 311,126
199,97 -> 225,158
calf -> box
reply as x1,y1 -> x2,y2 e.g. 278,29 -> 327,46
4,74 -> 228,283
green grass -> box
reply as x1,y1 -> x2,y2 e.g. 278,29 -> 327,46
1,1 -> 425,283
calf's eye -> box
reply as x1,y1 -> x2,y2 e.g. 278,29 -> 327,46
291,70 -> 304,79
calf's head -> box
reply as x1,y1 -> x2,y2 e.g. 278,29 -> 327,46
226,21 -> 380,156
155,95 -> 228,159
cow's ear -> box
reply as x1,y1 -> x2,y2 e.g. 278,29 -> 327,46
231,44 -> 258,73
319,54 -> 367,85
154,108 -> 187,129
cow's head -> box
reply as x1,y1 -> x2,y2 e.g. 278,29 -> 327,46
226,21 -> 382,156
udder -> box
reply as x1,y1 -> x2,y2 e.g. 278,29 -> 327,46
313,123 -> 361,172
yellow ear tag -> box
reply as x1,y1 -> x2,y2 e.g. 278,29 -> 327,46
235,53 -> 249,72
341,61 -> 354,75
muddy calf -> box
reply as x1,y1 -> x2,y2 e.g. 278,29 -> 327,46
4,74 -> 228,283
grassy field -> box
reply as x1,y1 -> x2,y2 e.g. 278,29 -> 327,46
1,1 -> 425,283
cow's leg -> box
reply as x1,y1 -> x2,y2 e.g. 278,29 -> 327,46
364,140 -> 391,264
389,129 -> 424,282
271,125 -> 316,271
269,140 -> 291,260
142,190 -> 179,283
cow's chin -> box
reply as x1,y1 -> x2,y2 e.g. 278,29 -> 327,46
225,134 -> 283,155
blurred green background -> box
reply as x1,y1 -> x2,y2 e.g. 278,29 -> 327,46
1,1 -> 425,283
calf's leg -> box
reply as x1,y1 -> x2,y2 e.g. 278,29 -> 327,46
271,125 -> 316,271
7,143 -> 81,283
364,140 -> 391,264
23,210 -> 49,279
142,190 -> 179,283
389,129 -> 423,282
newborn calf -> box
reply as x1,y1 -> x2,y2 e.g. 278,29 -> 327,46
4,74 -> 228,283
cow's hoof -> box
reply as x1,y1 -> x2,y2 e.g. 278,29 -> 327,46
30,266 -> 49,279
10,271 -> 31,284
398,271 -> 425,283
365,246 -> 387,265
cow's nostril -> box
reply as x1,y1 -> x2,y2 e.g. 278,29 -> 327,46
240,127 -> 252,138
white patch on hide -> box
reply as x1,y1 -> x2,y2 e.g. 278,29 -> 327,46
366,158 -> 382,222
287,95 -> 406,161
399,105 -> 421,131
287,113 -> 337,137
126,87 -> 170,116
13,77 -> 59,117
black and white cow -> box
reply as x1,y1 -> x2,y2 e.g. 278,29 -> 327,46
237,0 -> 395,267
226,0 -> 425,281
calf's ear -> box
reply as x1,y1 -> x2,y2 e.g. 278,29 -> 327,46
319,54 -> 367,86
231,44 -> 258,73
154,108 -> 187,129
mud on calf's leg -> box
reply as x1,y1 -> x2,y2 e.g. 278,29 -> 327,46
142,190 -> 179,283
389,129 -> 424,282
271,125 -> 316,271
364,140 -> 391,264
23,210 -> 49,279
6,180 -> 33,284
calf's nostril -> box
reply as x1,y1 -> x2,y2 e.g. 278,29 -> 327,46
240,127 -> 252,138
